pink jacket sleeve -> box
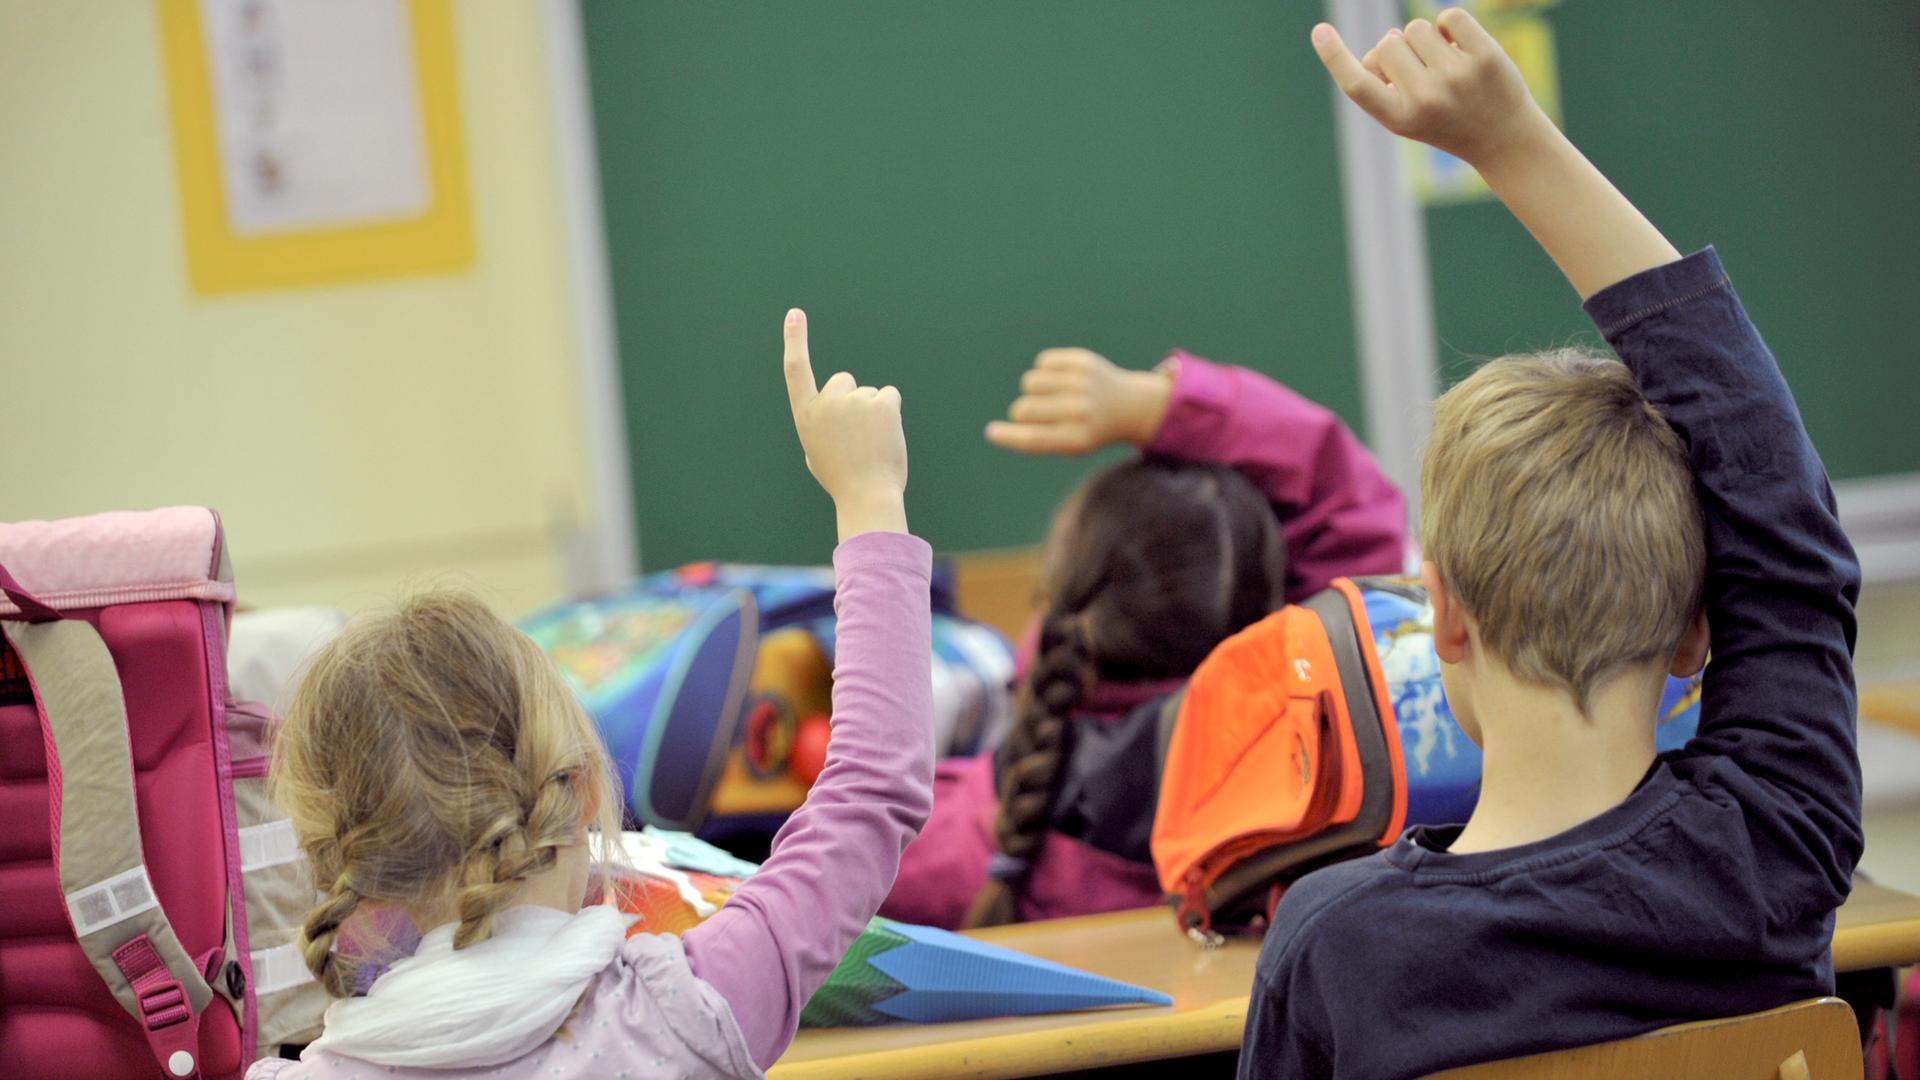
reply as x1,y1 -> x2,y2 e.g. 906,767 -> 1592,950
1146,351 -> 1410,601
680,531 -> 935,1069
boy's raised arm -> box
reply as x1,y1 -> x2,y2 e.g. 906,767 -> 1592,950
1579,251 -> 1863,897
1313,10 -> 1862,888
1311,11 -> 1678,298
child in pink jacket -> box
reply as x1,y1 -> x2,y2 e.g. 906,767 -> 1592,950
251,311 -> 929,1079
882,348 -> 1410,929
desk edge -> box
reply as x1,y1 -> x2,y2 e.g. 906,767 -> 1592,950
768,997 -> 1252,1080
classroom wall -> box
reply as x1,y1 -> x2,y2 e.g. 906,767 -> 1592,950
0,3 -> 595,618
585,1 -> 1918,574
1423,0 -> 1920,486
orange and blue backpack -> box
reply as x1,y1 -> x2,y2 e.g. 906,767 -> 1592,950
1152,576 -> 1704,937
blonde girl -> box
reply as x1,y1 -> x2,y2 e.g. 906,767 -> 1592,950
250,310 -> 932,1078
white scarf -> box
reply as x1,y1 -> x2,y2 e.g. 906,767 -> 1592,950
308,903 -> 631,1069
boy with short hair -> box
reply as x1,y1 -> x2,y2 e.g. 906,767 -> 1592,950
1239,10 -> 1863,1078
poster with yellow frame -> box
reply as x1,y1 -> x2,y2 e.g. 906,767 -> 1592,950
157,0 -> 472,295
1402,0 -> 1563,205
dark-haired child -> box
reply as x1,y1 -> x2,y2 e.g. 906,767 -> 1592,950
882,348 -> 1410,929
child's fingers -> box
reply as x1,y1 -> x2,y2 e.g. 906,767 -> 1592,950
1374,31 -> 1430,91
1019,368 -> 1081,396
1362,44 -> 1389,84
1403,18 -> 1457,69
985,420 -> 1078,455
1007,395 -> 1081,424
782,308 -> 816,408
1035,349 -> 1089,371
820,371 -> 857,397
1435,6 -> 1497,55
1310,23 -> 1399,124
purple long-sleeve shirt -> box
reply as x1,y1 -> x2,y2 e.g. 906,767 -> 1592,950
252,531 -> 933,1078
682,531 -> 934,1065
1149,351 -> 1410,599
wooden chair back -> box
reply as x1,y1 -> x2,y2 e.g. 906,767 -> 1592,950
1426,997 -> 1861,1080
952,547 -> 1043,640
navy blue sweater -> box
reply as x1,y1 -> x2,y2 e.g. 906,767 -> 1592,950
1239,249 -> 1864,1080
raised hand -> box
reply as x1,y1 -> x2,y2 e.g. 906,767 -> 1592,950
783,309 -> 909,539
1310,8 -> 1549,169
1309,9 -> 1677,298
984,348 -> 1173,457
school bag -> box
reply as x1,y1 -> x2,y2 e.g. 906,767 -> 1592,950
1150,576 -> 1704,937
520,561 -> 1013,838
593,829 -> 1172,1025
1151,578 -> 1408,938
0,507 -> 326,1080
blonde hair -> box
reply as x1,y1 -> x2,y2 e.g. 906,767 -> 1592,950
1421,349 -> 1705,711
271,591 -> 622,997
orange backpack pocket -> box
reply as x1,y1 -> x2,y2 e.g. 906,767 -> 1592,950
1151,580 -> 1405,935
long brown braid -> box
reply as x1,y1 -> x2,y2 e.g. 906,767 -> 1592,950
962,457 -> 1286,928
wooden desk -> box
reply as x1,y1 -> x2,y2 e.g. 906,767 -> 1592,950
771,908 -> 1259,1079
1861,681 -> 1920,739
771,884 -> 1920,1080
1834,881 -> 1920,972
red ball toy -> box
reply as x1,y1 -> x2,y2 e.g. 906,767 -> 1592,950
791,713 -> 832,787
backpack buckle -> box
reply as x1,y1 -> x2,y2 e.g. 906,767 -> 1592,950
111,934 -> 205,1079
1175,870 -> 1219,946
1185,925 -> 1225,950
136,980 -> 190,1030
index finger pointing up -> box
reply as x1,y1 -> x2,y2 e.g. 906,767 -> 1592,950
1311,23 -> 1399,126
783,308 -> 816,408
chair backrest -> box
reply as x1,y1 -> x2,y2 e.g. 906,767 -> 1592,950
1426,998 -> 1862,1080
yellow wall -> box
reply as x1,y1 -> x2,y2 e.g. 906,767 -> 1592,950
0,3 -> 595,618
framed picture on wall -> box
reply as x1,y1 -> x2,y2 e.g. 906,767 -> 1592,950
156,0 -> 472,294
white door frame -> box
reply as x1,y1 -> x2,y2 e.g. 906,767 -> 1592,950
544,0 -> 639,589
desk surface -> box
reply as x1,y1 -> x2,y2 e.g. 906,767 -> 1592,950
772,907 -> 1260,1079
1834,880 -> 1920,971
769,883 -> 1920,1079
1861,681 -> 1920,738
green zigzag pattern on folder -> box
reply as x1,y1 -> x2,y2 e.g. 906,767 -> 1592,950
799,919 -> 912,1027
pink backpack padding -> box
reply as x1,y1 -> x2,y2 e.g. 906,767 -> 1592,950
1,508 -> 252,1079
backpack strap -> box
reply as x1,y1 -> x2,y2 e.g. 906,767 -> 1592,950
1152,687 -> 1185,794
2,606 -> 215,1080
0,561 -> 62,621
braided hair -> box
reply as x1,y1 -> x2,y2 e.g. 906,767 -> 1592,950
962,457 -> 1285,927
272,591 -> 622,995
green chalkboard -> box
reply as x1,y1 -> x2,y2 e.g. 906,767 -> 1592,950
1425,0 -> 1920,483
583,1 -> 1358,568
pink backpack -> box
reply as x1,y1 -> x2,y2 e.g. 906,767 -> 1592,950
1,508 -> 325,1079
